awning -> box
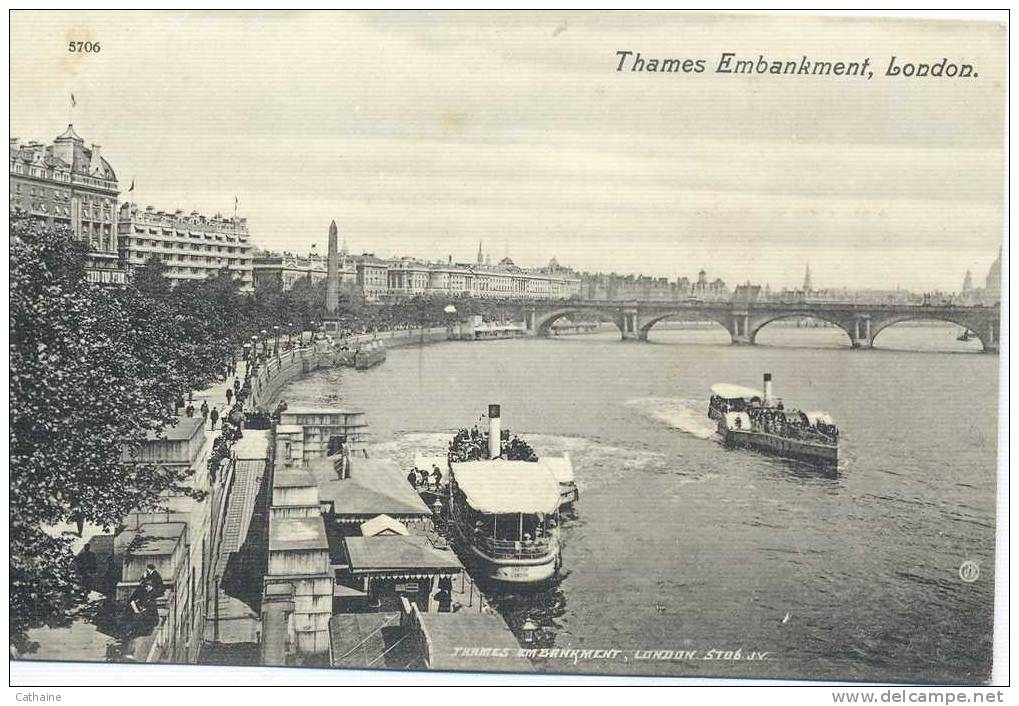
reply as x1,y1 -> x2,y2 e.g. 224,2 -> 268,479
451,460 -> 561,515
344,535 -> 463,576
540,454 -> 575,485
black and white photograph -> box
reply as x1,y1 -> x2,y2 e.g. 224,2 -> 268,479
7,10 -> 1007,690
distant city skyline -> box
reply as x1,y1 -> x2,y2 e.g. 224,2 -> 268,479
11,11 -> 1005,291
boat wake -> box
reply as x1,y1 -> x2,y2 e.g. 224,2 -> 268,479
363,431 -> 668,495
625,396 -> 717,439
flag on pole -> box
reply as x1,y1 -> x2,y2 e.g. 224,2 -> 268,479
128,179 -> 135,192
70,93 -> 76,108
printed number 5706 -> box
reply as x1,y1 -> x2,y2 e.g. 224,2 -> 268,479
68,41 -> 101,53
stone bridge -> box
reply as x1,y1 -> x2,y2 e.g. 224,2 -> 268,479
521,300 -> 1000,352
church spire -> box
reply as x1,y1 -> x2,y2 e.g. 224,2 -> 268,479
803,263 -> 812,292
477,240 -> 484,266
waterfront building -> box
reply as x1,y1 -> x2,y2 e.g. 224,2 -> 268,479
118,203 -> 255,292
9,125 -> 124,284
354,255 -> 391,303
252,251 -> 328,290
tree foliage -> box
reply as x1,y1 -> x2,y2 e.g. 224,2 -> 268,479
9,210 -> 551,649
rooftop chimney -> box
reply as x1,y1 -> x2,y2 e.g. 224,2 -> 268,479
763,373 -> 774,407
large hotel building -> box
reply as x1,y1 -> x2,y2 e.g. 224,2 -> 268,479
118,204 -> 255,292
9,125 -> 124,283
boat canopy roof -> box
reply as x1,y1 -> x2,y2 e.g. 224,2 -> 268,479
711,383 -> 764,400
804,411 -> 835,425
540,453 -> 575,485
451,460 -> 561,515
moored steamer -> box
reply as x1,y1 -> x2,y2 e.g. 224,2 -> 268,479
442,405 -> 568,585
708,373 -> 839,468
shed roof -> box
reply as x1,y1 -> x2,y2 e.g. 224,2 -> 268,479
146,416 -> 203,441
273,470 -> 317,489
418,612 -> 533,673
269,517 -> 328,552
311,456 -> 432,519
360,514 -> 410,538
451,460 -> 560,515
116,522 -> 186,557
344,535 -> 462,576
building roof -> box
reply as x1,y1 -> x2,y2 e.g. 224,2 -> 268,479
115,522 -> 187,557
145,415 -> 203,442
344,535 -> 462,576
450,460 -> 561,515
418,612 -> 533,673
55,124 -> 83,143
311,456 -> 433,519
269,517 -> 328,552
360,514 -> 410,537
272,469 -> 317,489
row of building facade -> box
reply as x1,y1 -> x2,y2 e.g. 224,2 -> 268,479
252,238 -> 737,305
10,125 -> 255,290
253,242 -> 587,303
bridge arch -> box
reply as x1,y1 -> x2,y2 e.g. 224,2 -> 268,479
532,307 -> 625,337
637,311 -> 735,343
870,314 -> 990,352
748,312 -> 855,347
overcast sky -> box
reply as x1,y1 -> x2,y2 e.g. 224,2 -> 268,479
10,11 -> 1006,290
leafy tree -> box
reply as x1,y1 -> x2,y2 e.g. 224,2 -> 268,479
9,212 -> 199,651
131,255 -> 173,300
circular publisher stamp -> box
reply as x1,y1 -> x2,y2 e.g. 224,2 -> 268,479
958,560 -> 980,583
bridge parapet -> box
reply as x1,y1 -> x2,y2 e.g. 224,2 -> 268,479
519,300 -> 999,352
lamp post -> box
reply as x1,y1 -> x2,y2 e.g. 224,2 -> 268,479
260,329 -> 268,355
444,303 -> 457,340
521,618 -> 538,644
273,325 -> 280,358
249,335 -> 258,364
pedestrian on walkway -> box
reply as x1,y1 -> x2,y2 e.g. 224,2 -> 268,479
210,406 -> 219,430
233,377 -> 240,392
185,403 -> 194,418
201,400 -> 209,425
226,387 -> 233,405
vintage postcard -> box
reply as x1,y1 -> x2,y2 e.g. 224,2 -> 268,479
8,10 -> 1006,688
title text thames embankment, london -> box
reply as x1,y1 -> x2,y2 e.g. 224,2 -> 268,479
614,52 -> 978,79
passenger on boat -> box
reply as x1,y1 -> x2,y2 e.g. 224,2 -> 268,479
407,468 -> 419,488
431,464 -> 443,488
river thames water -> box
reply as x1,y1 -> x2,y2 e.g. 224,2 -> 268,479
281,322 -> 998,682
